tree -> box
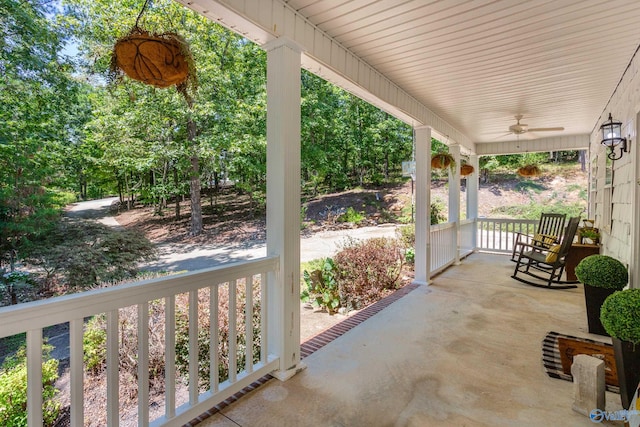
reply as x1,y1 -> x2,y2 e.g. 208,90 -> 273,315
0,0 -> 89,269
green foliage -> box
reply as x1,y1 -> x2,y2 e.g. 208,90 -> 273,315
430,198 -> 447,225
404,247 -> 415,265
396,224 -> 415,248
337,207 -> 365,224
301,258 -> 341,314
600,289 -> 640,344
0,345 -> 60,427
83,315 -> 107,374
0,270 -> 35,305
575,255 -> 628,290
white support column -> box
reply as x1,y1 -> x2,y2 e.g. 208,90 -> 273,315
448,144 -> 461,265
265,37 -> 305,380
413,126 -> 431,285
467,155 -> 479,250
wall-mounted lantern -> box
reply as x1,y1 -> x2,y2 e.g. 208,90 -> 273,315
600,113 -> 628,160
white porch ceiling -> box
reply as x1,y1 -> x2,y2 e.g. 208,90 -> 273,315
181,0 -> 640,153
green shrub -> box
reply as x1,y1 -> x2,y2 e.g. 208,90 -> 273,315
396,224 -> 415,248
430,199 -> 447,225
404,247 -> 415,265
83,315 -> 107,374
0,345 -> 60,427
337,207 -> 365,224
600,289 -> 640,344
575,255 -> 628,289
301,258 -> 340,314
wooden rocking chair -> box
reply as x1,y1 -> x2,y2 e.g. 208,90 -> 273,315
510,213 -> 566,261
511,216 -> 581,289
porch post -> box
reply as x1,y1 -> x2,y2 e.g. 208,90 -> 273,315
264,37 -> 304,380
448,143 -> 461,264
467,154 -> 479,249
413,126 -> 431,285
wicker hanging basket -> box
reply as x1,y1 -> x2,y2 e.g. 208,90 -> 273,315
517,164 -> 541,177
431,153 -> 454,170
111,29 -> 192,89
460,164 -> 474,176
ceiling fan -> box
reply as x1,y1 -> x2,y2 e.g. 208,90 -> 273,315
508,114 -> 564,135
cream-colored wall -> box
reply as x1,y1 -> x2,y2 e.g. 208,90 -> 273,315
589,52 -> 639,281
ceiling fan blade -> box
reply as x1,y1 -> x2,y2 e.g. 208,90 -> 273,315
527,127 -> 564,132
493,132 -> 514,140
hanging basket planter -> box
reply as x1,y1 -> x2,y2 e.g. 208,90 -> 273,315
431,153 -> 455,170
460,164 -> 474,176
517,164 -> 541,177
111,28 -> 195,89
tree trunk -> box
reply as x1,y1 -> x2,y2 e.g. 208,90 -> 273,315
187,117 -> 202,236
579,150 -> 586,172
182,91 -> 203,236
189,153 -> 203,235
174,167 -> 180,221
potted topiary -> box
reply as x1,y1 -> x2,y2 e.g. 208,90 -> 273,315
600,289 -> 640,409
575,255 -> 628,336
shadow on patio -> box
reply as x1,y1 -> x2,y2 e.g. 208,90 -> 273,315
192,253 -> 624,427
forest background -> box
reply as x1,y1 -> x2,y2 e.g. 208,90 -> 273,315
1,0 -> 586,304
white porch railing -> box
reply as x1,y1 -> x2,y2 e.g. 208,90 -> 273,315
475,218 -> 538,254
426,217 -> 538,277
0,256 -> 280,427
430,222 -> 457,274
459,219 -> 475,257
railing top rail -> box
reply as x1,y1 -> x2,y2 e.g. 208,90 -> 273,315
0,256 -> 279,339
431,222 -> 456,231
476,218 -> 538,225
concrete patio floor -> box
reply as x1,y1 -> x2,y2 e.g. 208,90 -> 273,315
193,253 -> 625,427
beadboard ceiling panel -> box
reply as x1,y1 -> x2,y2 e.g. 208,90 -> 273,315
183,0 -> 640,149
284,0 -> 640,144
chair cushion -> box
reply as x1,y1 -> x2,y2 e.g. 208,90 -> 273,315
533,233 -> 556,246
545,244 -> 563,263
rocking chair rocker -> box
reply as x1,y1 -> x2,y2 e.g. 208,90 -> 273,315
510,213 -> 566,262
511,216 -> 581,289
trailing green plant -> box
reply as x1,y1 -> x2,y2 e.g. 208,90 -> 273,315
0,344 -> 60,427
575,255 -> 628,290
301,257 -> 341,314
600,289 -> 640,345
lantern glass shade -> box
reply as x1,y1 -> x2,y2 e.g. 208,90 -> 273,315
601,113 -> 623,147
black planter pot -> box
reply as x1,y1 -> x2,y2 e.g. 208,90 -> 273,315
612,338 -> 640,409
583,284 -> 617,336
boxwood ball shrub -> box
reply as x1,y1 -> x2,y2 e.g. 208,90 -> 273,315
575,255 -> 628,289
600,289 -> 640,345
